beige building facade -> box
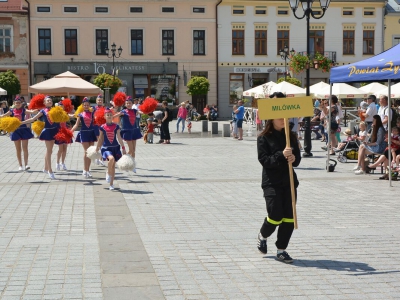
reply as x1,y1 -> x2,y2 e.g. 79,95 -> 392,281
384,0 -> 400,50
29,0 -> 218,109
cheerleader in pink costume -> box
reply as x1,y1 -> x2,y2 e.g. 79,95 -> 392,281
55,100 -> 74,171
96,108 -> 126,190
93,94 -> 106,166
0,97 -> 36,171
71,98 -> 97,178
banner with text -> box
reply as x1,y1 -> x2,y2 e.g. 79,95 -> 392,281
257,96 -> 314,119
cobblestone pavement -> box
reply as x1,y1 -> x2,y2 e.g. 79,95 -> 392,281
0,121 -> 399,299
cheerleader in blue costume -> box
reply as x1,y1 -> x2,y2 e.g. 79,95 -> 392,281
93,94 -> 106,166
71,97 -> 97,178
55,99 -> 74,171
0,97 -> 36,171
96,108 -> 126,190
113,96 -> 142,172
21,96 -> 60,180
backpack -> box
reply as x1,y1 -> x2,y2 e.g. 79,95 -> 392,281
384,107 -> 399,129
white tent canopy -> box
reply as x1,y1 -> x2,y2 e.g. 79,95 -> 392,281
375,82 -> 400,98
359,82 -> 387,95
309,81 -> 330,96
242,81 -> 277,98
269,81 -> 307,97
315,83 -> 367,99
28,71 -> 101,96
0,87 -> 7,95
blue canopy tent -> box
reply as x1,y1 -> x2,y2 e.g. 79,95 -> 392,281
327,44 -> 400,185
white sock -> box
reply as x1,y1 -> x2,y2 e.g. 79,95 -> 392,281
277,250 -> 285,254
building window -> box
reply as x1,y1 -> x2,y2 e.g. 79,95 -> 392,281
232,30 -> 244,55
277,30 -> 289,54
193,7 -> 205,13
343,9 -> 354,16
255,30 -> 267,55
278,10 -> 289,15
162,7 -> 174,13
37,6 -> 50,12
193,30 -> 205,55
255,9 -> 266,15
364,10 -> 374,16
343,30 -> 354,55
131,30 -> 143,55
38,29 -> 51,55
130,7 -> 143,13
95,7 -> 108,13
393,36 -> 400,46
363,30 -> 374,54
162,30 -> 174,55
232,6 -> 244,14
96,29 -> 108,55
309,30 -> 324,53
0,27 -> 12,53
64,7 -> 77,13
229,74 -> 244,105
65,29 -> 78,55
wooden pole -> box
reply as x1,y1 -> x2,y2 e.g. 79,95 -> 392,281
284,118 -> 298,229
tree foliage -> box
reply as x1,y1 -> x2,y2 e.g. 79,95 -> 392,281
0,70 -> 21,97
186,76 -> 210,96
93,73 -> 122,95
277,77 -> 302,87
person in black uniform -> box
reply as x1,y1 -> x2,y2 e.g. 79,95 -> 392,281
257,92 -> 301,263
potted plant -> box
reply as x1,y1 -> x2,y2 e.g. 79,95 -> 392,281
288,52 -> 310,74
313,52 -> 334,73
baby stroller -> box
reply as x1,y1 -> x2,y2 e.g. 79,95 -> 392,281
336,127 -> 362,163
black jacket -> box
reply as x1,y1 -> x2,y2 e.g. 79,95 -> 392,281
257,129 -> 301,189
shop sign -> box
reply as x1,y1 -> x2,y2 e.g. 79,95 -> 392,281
234,67 -> 283,73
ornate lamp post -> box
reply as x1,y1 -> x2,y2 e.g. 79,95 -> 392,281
279,45 -> 295,81
105,43 -> 123,80
289,0 -> 331,157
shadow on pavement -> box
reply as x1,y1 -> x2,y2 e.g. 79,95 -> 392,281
295,167 -> 324,171
292,259 -> 376,273
118,189 -> 153,195
176,178 -> 197,181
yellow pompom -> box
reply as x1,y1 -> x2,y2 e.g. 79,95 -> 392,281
32,120 -> 45,136
0,117 -> 21,132
48,106 -> 69,123
74,104 -> 84,117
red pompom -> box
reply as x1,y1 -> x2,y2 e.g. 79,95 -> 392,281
140,97 -> 159,114
113,92 -> 127,107
55,127 -> 73,143
94,106 -> 106,125
28,94 -> 46,110
62,98 -> 73,113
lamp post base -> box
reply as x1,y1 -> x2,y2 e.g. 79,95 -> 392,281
302,152 -> 313,158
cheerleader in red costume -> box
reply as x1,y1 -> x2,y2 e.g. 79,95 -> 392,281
93,94 -> 106,166
96,108 -> 126,190
0,97 -> 36,171
71,97 -> 97,178
55,100 -> 74,171
113,96 -> 142,172
21,96 -> 60,180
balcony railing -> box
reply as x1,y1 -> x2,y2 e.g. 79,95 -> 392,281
298,51 -> 337,63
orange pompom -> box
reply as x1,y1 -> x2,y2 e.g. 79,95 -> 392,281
55,127 -> 73,143
61,98 -> 73,113
94,106 -> 106,125
113,92 -> 127,107
28,94 -> 46,110
140,97 -> 159,114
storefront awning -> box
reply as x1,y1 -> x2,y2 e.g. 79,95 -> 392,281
134,75 -> 148,88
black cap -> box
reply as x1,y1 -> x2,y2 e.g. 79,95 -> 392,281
269,92 -> 285,98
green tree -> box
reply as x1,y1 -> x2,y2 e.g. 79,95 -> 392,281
0,70 -> 21,97
277,77 -> 302,87
93,73 -> 122,94
186,76 -> 210,96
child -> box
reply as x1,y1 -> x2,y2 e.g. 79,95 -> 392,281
147,112 -> 155,143
334,122 -> 367,152
187,117 -> 192,134
231,105 -> 238,139
389,126 -> 400,166
0,101 -> 9,135
96,108 -> 126,190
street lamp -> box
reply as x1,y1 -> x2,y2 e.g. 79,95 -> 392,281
289,0 -> 331,157
105,42 -> 123,79
279,45 -> 295,81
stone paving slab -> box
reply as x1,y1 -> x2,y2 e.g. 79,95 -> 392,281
0,121 -> 399,299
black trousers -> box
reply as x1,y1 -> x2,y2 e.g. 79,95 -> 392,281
260,186 -> 296,250
161,121 -> 170,140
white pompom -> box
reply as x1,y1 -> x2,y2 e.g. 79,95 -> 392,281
117,154 -> 136,172
86,146 -> 101,160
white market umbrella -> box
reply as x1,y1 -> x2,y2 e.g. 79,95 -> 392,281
315,83 -> 367,99
359,82 -> 387,95
270,81 -> 307,97
309,81 -> 330,96
242,81 -> 277,98
375,82 -> 400,98
28,71 -> 101,96
0,87 -> 7,95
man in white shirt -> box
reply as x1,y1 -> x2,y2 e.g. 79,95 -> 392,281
377,95 -> 392,130
132,98 -> 141,128
364,95 -> 378,132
